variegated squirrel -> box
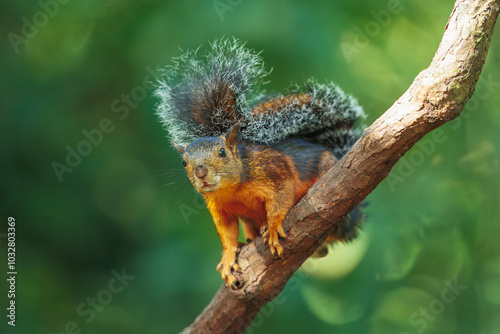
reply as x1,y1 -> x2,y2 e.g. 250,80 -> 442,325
155,38 -> 366,288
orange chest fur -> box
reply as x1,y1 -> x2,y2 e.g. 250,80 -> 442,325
205,183 -> 268,226
204,175 -> 318,228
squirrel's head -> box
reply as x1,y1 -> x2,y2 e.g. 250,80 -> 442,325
173,124 -> 243,193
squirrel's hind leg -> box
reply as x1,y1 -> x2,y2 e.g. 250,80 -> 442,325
311,150 -> 365,256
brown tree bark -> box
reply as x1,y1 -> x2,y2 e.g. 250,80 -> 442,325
181,0 -> 500,333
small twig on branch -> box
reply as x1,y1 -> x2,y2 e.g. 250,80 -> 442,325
181,1 -> 500,333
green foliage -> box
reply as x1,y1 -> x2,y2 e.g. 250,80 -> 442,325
1,0 -> 499,333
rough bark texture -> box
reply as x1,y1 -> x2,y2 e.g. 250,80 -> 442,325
181,0 -> 500,333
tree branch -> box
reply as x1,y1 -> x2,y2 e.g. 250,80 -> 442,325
181,0 -> 500,333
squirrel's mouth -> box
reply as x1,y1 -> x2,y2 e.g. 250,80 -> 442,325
194,174 -> 221,192
199,181 -> 218,192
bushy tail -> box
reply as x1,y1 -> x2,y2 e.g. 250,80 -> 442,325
155,38 -> 365,158
155,38 -> 268,145
243,80 -> 365,158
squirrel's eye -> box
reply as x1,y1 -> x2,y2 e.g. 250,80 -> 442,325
182,159 -> 187,167
218,148 -> 226,158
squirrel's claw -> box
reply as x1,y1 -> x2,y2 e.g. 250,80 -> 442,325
260,225 -> 268,235
262,226 -> 286,258
216,254 -> 242,289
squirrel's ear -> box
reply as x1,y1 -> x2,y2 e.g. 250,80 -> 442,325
224,124 -> 240,148
172,142 -> 185,154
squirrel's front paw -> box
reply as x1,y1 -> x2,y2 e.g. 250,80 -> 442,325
216,253 -> 241,289
262,225 -> 287,257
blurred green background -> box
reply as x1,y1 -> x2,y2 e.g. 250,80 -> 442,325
1,0 -> 500,333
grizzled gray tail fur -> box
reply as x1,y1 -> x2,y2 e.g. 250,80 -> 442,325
155,37 -> 366,158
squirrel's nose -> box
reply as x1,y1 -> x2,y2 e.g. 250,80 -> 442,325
195,165 -> 208,179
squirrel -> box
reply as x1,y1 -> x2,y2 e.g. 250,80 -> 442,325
155,38 -> 366,288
